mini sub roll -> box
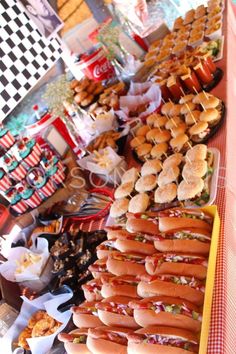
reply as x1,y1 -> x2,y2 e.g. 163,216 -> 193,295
82,278 -> 103,302
101,275 -> 140,299
58,329 -> 92,354
96,295 -> 140,329
105,226 -> 135,240
150,228 -> 211,255
88,258 -> 111,279
96,239 -> 119,259
127,326 -> 199,354
71,301 -> 103,328
107,251 -> 147,277
87,326 -> 131,354
114,232 -> 156,255
145,253 -> 208,280
138,273 -> 205,306
129,296 -> 202,332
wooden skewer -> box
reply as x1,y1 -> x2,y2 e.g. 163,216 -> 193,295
185,154 -> 192,165
163,152 -> 168,159
180,87 -> 186,98
192,87 -> 207,112
156,124 -> 162,133
182,174 -> 190,185
185,103 -> 197,124
187,141 -> 192,150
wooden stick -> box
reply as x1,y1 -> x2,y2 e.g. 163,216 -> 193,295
185,103 -> 197,124
192,87 -> 207,112
187,141 -> 192,150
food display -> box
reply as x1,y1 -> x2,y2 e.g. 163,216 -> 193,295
86,130 -> 122,153
18,310 -> 62,350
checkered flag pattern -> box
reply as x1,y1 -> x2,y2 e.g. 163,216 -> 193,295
0,0 -> 62,121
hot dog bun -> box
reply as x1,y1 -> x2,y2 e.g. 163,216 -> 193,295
145,253 -> 208,279
82,278 -> 103,302
159,216 -> 211,232
71,302 -> 103,328
101,275 -> 140,299
126,218 -> 158,235
127,326 -> 199,354
87,326 -> 131,354
96,296 -> 139,329
115,238 -> 156,255
129,296 -> 201,332
137,278 -> 204,306
107,252 -> 147,277
58,329 -> 92,354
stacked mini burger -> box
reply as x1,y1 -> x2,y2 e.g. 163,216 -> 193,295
58,206 -> 213,353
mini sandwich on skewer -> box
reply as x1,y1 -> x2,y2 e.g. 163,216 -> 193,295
128,296 -> 202,332
127,326 -> 199,354
87,326 -> 131,354
150,142 -> 169,160
109,198 -> 129,224
96,295 -> 140,328
141,159 -> 163,176
138,273 -> 205,306
58,329 -> 92,354
128,193 -> 150,214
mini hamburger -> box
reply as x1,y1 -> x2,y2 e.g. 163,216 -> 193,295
135,174 -> 157,193
188,122 -> 210,142
180,102 -> 196,115
146,113 -> 160,126
177,177 -> 204,201
141,159 -> 162,176
200,96 -> 220,110
161,101 -> 175,115
182,160 -> 208,180
114,182 -> 134,199
135,143 -> 152,160
192,92 -> 212,104
162,153 -> 183,169
179,94 -> 195,104
136,125 -> 151,136
146,129 -> 171,144
130,136 -> 146,149
185,110 -> 201,126
110,198 -> 129,222
128,193 -> 150,213
169,104 -> 183,117
170,123 -> 187,138
153,115 -> 168,128
199,108 -> 221,127
165,116 -> 182,130
150,142 -> 168,160
170,134 -> 190,153
121,167 -> 139,184
157,165 -> 180,187
154,183 -> 177,204
185,144 -> 207,161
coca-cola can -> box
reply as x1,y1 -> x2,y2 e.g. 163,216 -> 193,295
76,47 -> 115,82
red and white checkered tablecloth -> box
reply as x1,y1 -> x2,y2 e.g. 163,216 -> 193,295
75,3 -> 236,353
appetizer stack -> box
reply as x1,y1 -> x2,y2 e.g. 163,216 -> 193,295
58,207 -> 213,353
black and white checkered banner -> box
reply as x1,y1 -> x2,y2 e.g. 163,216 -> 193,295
0,0 -> 62,121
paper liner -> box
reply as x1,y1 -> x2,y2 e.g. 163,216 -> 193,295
0,174 -> 12,192
24,151 -> 40,168
23,191 -> 42,209
10,165 -> 27,181
38,180 -> 56,198
11,200 -> 28,214
0,131 -> 15,149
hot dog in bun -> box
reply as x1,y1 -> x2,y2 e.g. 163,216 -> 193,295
107,252 -> 147,277
127,326 -> 199,354
114,233 -> 156,255
145,253 -> 208,279
129,296 -> 202,332
96,295 -> 139,329
82,278 -> 103,302
71,301 -> 103,328
58,329 -> 92,354
137,274 -> 205,306
101,275 -> 140,299
96,240 -> 119,259
88,258 -> 110,279
87,326 -> 131,354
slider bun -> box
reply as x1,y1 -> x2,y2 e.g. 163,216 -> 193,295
165,116 -> 182,130
137,280 -> 204,306
136,125 -> 151,136
128,193 -> 149,213
130,136 -> 146,149
141,159 -> 162,176
177,177 -> 204,201
110,198 -> 129,218
199,108 -> 220,125
154,183 -> 177,203
182,160 -> 208,179
170,123 -> 187,138
153,115 -> 168,128
185,110 -> 201,125
179,94 -> 195,104
161,101 -> 175,115
201,97 -> 220,112
163,153 -> 183,169
74,91 -> 88,104
114,182 -> 134,199
151,142 -> 168,159
170,134 -> 189,152
169,104 -> 183,117
192,92 -> 212,104
135,175 -> 157,193
146,113 -> 160,126
189,121 -> 208,136
136,143 -> 152,157
185,144 -> 207,161
180,102 -> 196,115
157,166 -> 180,187
146,129 -> 161,142
121,167 -> 139,184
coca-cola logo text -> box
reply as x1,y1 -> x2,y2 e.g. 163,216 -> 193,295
93,60 -> 113,79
